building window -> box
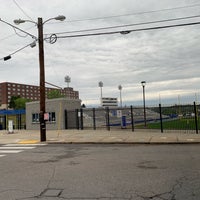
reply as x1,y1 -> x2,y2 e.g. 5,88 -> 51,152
32,112 -> 56,123
32,113 -> 39,123
49,112 -> 56,122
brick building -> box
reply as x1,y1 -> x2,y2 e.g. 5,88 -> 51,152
0,82 -> 79,109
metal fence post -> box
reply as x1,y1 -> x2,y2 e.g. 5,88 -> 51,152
17,114 -> 21,130
4,115 -> 6,130
194,102 -> 198,134
76,109 -> 79,130
16,114 -> 19,130
93,108 -> 96,130
19,114 -> 22,129
64,109 -> 68,129
131,105 -> 134,132
106,107 -> 110,131
159,103 -> 163,133
80,108 -> 83,130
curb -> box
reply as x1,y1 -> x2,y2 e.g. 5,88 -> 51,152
45,141 -> 200,145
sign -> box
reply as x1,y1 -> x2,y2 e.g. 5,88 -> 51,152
117,110 -> 122,118
44,113 -> 49,121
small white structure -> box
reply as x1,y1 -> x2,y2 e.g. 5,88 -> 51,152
8,120 -> 14,133
26,97 -> 81,130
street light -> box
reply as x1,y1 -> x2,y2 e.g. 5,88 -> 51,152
14,15 -> 66,25
14,15 -> 66,142
118,85 -> 122,107
141,81 -> 146,127
98,81 -> 103,106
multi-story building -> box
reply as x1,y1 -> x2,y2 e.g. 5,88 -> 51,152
0,82 -> 79,109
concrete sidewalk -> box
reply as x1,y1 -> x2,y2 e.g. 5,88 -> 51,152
1,129 -> 200,144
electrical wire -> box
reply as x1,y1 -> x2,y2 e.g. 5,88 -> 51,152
2,20 -> 200,60
13,27 -> 28,38
0,24 -> 36,41
67,3 -> 200,23
53,21 -> 200,39
13,0 -> 34,21
0,18 -> 37,39
46,14 -> 200,36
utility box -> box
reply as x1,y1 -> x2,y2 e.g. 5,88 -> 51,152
121,116 -> 126,129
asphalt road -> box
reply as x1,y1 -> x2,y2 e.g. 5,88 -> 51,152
0,144 -> 199,200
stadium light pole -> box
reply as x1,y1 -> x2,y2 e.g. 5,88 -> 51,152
65,75 -> 71,99
141,81 -> 147,127
65,75 -> 71,88
14,15 -> 66,142
98,81 -> 103,106
118,85 -> 122,107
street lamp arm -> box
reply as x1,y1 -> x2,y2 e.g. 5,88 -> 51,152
14,19 -> 37,25
0,18 -> 37,39
43,15 -> 66,24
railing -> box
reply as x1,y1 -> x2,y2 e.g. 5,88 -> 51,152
64,102 -> 199,134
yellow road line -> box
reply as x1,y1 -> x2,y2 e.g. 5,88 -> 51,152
18,140 -> 40,144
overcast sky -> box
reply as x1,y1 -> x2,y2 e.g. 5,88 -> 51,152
1,0 -> 200,106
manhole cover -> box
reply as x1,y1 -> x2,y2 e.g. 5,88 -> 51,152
42,188 -> 63,197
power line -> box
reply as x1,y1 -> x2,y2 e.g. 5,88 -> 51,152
13,27 -> 28,38
67,3 -> 200,23
13,0 -> 34,21
0,18 -> 37,39
54,21 -> 200,39
2,15 -> 200,61
46,14 -> 200,36
0,25 -> 36,41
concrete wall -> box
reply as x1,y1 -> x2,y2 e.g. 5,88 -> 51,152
26,98 -> 81,130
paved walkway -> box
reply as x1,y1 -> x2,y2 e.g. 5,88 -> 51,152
0,129 -> 200,144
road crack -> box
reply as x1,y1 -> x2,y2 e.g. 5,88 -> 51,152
136,176 -> 186,200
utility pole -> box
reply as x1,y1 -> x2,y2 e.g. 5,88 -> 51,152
2,15 -> 66,142
38,17 -> 46,142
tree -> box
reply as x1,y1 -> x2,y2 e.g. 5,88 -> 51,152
81,104 -> 86,108
9,95 -> 20,109
15,98 -> 31,109
9,96 -> 30,109
47,90 -> 64,99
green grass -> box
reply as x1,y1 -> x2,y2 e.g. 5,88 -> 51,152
136,118 -> 200,130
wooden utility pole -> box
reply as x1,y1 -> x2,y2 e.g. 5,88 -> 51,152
38,17 -> 46,142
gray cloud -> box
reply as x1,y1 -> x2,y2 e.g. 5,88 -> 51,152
1,0 -> 200,106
